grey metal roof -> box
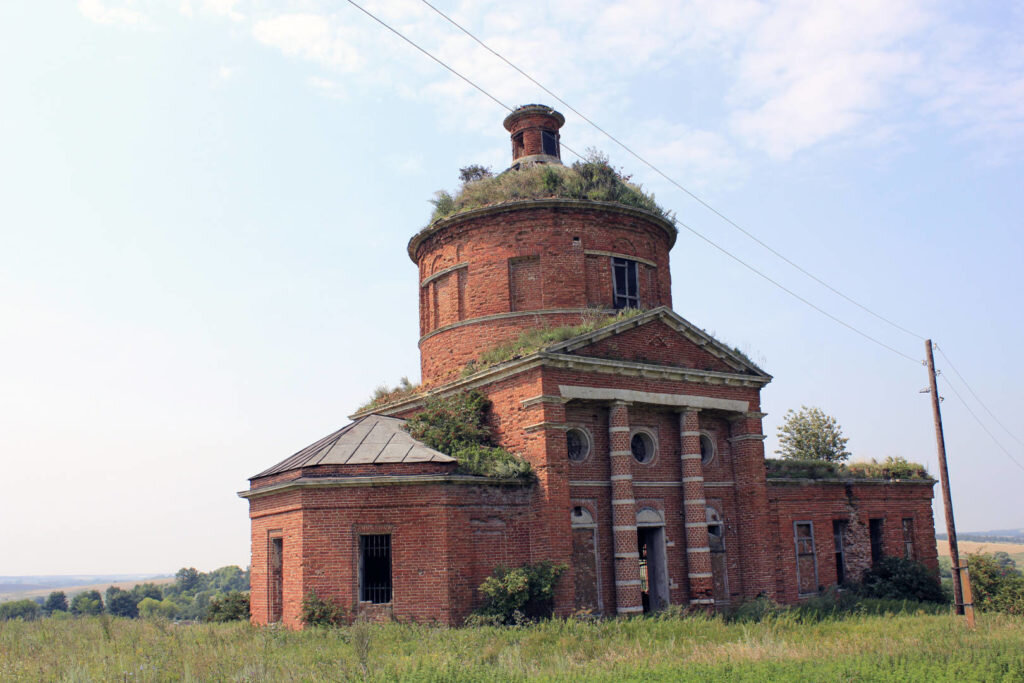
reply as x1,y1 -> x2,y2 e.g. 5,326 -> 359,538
251,414 -> 455,479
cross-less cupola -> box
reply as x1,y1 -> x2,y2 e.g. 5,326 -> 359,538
503,104 -> 565,167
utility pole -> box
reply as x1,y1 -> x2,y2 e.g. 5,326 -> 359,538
925,339 -> 964,615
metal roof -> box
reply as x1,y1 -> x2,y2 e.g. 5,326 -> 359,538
251,414 -> 455,479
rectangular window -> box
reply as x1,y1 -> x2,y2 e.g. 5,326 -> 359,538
794,522 -> 818,596
541,130 -> 558,157
832,520 -> 848,585
359,534 -> 392,604
269,537 -> 283,623
511,132 -> 525,158
869,519 -> 884,566
902,518 -> 916,560
509,256 -> 541,311
611,257 -> 639,309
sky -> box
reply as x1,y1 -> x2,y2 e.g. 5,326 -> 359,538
1,0 -> 1022,575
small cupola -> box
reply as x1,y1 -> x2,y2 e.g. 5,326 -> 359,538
503,104 -> 565,168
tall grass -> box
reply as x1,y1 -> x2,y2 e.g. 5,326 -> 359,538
2,610 -> 1022,681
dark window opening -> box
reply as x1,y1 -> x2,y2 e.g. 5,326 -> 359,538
699,434 -> 715,465
512,132 -> 525,158
612,257 -> 639,309
360,534 -> 392,604
269,537 -> 283,623
869,519 -> 884,566
794,521 -> 818,595
832,520 -> 848,585
566,429 -> 590,462
902,518 -> 915,560
631,432 -> 655,464
541,129 -> 559,157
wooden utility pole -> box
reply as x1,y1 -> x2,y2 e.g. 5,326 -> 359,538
925,339 -> 964,615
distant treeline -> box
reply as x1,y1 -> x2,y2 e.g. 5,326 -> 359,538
936,532 -> 1024,544
0,566 -> 249,623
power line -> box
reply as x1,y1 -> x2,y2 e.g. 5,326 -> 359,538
419,0 -> 926,343
938,374 -> 1024,474
344,0 -> 920,365
935,343 -> 1024,449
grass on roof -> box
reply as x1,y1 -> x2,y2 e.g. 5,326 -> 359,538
461,308 -> 647,377
428,150 -> 674,224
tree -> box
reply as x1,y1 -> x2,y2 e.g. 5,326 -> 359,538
175,567 -> 202,592
42,591 -> 69,615
105,586 -> 139,618
69,590 -> 103,616
776,406 -> 851,463
0,599 -> 40,621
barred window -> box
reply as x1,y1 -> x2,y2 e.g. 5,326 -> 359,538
794,522 -> 819,596
360,534 -> 392,604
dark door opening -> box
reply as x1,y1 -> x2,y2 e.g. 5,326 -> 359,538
637,527 -> 668,613
269,537 -> 283,623
833,520 -> 848,585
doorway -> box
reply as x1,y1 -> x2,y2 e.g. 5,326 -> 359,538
637,526 -> 669,613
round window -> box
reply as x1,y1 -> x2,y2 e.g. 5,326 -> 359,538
566,428 -> 591,462
630,431 -> 655,464
700,434 -> 715,465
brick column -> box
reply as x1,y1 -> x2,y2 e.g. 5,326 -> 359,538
728,411 -> 776,600
680,409 -> 714,606
608,401 -> 643,615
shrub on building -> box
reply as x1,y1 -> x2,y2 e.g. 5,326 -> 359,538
856,557 -> 945,603
764,457 -> 931,481
428,150 -> 673,224
404,390 -> 531,479
472,561 -> 567,625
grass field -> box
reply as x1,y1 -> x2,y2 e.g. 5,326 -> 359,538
2,609 -> 1022,682
937,540 -> 1024,565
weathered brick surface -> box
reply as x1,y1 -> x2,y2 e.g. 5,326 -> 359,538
245,106 -> 938,627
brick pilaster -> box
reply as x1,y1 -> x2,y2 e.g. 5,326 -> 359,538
608,401 -> 643,615
679,409 -> 714,606
729,412 -> 777,600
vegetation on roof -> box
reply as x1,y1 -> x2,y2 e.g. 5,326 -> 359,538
428,150 -> 674,224
357,376 -> 421,413
765,456 -> 933,481
404,390 -> 531,479
461,308 -> 647,377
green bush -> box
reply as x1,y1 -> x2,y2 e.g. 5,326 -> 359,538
475,561 -> 566,624
857,557 -> 945,603
404,390 -> 531,479
967,552 -> 1024,616
42,591 -> 68,615
0,599 -> 41,621
428,149 -> 673,224
138,597 -> 178,620
301,591 -> 347,627
207,592 -> 250,622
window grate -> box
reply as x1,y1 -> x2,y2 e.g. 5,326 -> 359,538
360,534 -> 392,604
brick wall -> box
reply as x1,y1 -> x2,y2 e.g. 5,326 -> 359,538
767,479 -> 938,603
412,202 -> 675,384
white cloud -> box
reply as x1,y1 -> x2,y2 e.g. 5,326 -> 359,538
218,65 -> 238,80
251,13 -> 363,72
306,75 -> 345,100
78,0 -> 149,27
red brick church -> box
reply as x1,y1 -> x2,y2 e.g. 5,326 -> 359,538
241,105 -> 937,627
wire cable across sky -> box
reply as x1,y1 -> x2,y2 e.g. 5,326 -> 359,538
344,0 -> 922,366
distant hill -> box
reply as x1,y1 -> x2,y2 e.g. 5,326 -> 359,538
0,574 -> 173,603
935,528 -> 1024,544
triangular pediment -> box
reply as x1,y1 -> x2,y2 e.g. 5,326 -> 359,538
544,307 -> 770,378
